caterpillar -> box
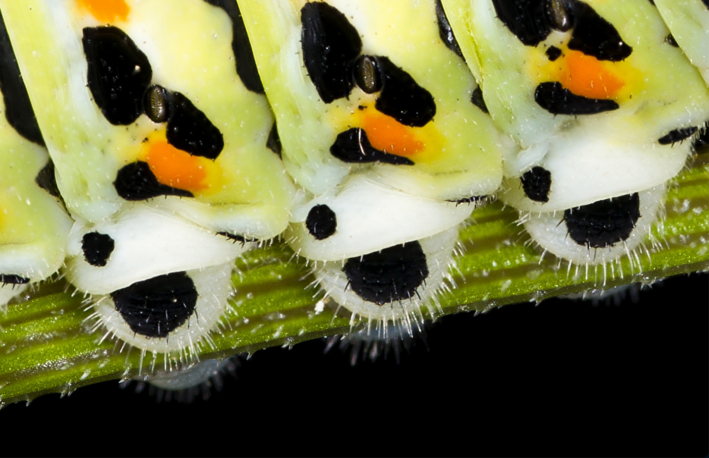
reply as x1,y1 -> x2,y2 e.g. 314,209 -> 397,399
0,0 -> 706,375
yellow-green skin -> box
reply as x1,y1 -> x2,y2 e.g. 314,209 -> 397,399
238,0 -> 503,202
0,0 -> 294,239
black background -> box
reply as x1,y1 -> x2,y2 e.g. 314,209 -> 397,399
2,273 -> 707,457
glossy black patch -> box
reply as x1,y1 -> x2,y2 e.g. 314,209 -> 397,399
435,0 -> 464,59
535,82 -> 619,115
567,1 -> 632,62
564,193 -> 640,249
491,0 -> 551,46
330,128 -> 415,166
545,45 -> 562,61
521,166 -> 552,203
266,122 -> 282,157
166,92 -> 224,160
204,0 -> 264,93
35,161 -> 62,200
306,204 -> 337,240
143,85 -> 170,124
353,55 -> 382,94
665,34 -> 679,47
82,26 -> 152,125
0,274 -> 29,285
0,10 -> 44,145
111,272 -> 198,338
301,2 -> 362,103
471,86 -> 489,113
374,57 -> 436,127
342,242 -> 429,306
82,232 -> 115,267
114,161 -> 194,201
658,126 -> 698,145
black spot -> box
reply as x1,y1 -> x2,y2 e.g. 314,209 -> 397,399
114,161 -> 194,201
521,166 -> 552,203
330,128 -> 415,166
545,45 -> 562,61
166,92 -> 224,160
567,1 -> 632,62
471,86 -> 489,113
203,0 -> 264,93
82,26 -> 152,125
491,0 -> 551,47
81,232 -> 115,267
306,204 -> 337,240
535,82 -> 619,115
0,10 -> 44,146
301,2 -> 362,103
665,34 -> 679,47
266,122 -> 282,157
111,272 -> 198,338
564,193 -> 640,249
342,242 -> 429,306
435,0 -> 464,59
35,161 -> 62,200
658,126 -> 698,145
374,56 -> 436,127
353,55 -> 382,94
0,274 -> 29,285
143,85 -> 170,124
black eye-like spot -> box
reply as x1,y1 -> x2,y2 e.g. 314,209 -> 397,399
566,1 -> 632,62
203,0 -> 264,93
35,161 -> 62,200
82,26 -> 153,126
82,232 -> 115,267
564,193 -> 640,249
111,272 -> 198,338
353,55 -> 382,94
471,86 -> 489,113
166,92 -> 224,160
301,2 -> 362,103
0,274 -> 29,285
114,161 -> 194,201
306,204 -> 337,240
266,122 -> 282,157
521,166 -> 552,203
535,82 -> 619,115
545,45 -> 562,61
374,56 -> 436,127
0,10 -> 44,146
658,126 -> 698,145
342,242 -> 429,306
435,0 -> 464,59
491,0 -> 551,47
664,34 -> 679,47
330,128 -> 415,166
143,85 -> 170,124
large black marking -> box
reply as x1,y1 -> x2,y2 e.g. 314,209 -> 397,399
491,0 -> 551,47
330,128 -> 415,166
521,166 -> 552,203
203,0 -> 264,93
535,82 -> 619,115
658,126 -> 698,145
82,232 -> 115,267
342,242 -> 429,306
0,10 -> 44,145
435,0 -> 464,59
564,193 -> 640,249
301,2 -> 362,103
0,274 -> 29,285
306,204 -> 337,240
266,122 -> 282,157
35,161 -> 62,200
111,272 -> 198,338
374,57 -> 436,127
82,26 -> 152,126
114,161 -> 194,201
166,92 -> 224,160
471,86 -> 489,113
567,1 -> 632,62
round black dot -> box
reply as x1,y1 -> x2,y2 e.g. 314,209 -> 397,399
82,232 -> 115,267
306,205 -> 337,240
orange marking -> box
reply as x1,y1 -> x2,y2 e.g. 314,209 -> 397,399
559,50 -> 625,99
142,140 -> 209,192
361,111 -> 424,157
77,0 -> 130,23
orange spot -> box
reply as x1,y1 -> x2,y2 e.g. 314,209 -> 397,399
77,0 -> 129,23
361,112 -> 424,157
143,140 -> 209,192
559,50 -> 625,99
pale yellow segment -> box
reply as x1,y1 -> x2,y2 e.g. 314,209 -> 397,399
239,0 -> 503,201
0,0 -> 294,238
